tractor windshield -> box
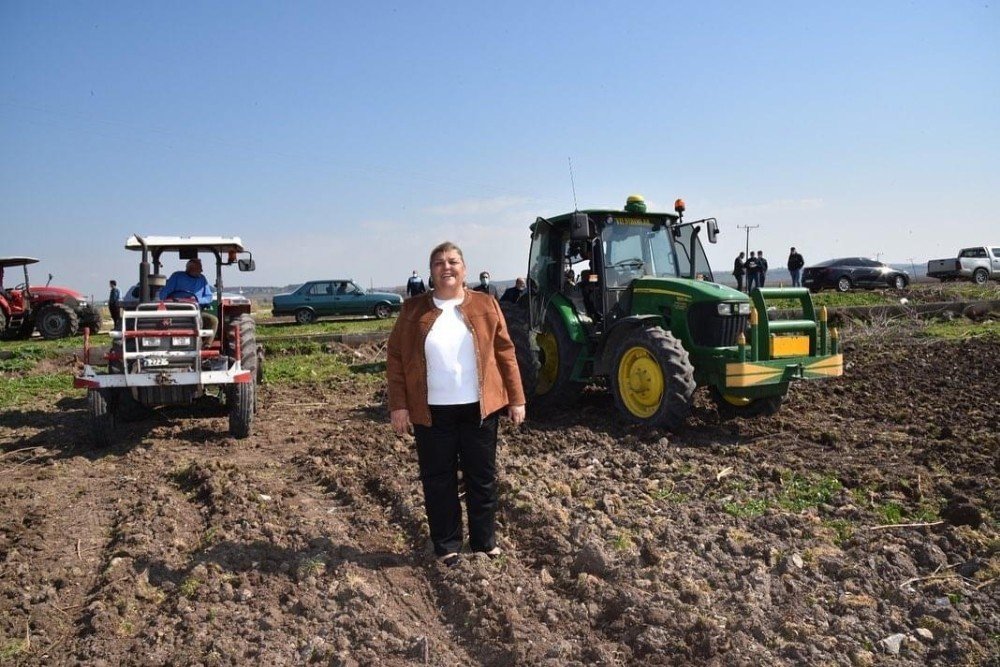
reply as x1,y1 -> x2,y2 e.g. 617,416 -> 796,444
601,220 -> 679,288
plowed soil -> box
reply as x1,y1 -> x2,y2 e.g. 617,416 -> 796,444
1,323 -> 998,666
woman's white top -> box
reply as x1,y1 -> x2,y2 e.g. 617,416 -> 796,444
426,295 -> 479,405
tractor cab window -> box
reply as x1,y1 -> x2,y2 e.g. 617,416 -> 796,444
601,220 -> 678,288
671,224 -> 715,282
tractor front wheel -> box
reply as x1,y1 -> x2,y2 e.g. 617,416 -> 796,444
88,389 -> 117,447
611,327 -> 695,431
38,303 -> 79,339
709,386 -> 785,420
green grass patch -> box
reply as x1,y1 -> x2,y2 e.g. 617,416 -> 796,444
179,576 -> 201,599
0,638 -> 29,660
777,473 -> 843,512
257,318 -> 395,338
723,498 -> 768,519
265,351 -> 354,384
919,319 -> 1000,341
0,372 -> 75,408
823,519 -> 855,545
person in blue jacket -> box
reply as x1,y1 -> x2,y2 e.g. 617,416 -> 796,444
160,258 -> 217,342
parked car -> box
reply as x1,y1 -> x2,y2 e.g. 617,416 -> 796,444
802,258 -> 909,293
272,279 -> 402,323
927,246 -> 1000,285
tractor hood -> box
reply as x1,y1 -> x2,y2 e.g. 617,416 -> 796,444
631,276 -> 747,304
29,285 -> 88,305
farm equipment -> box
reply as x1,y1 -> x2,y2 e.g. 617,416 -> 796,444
0,257 -> 103,340
74,236 -> 263,444
502,195 -> 843,430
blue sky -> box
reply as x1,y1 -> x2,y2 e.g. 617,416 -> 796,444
2,1 -> 997,298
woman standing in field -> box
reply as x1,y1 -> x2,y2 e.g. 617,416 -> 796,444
386,241 -> 526,566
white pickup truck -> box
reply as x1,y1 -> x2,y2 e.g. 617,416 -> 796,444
927,246 -> 1000,285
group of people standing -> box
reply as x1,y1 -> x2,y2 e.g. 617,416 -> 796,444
732,247 -> 806,292
407,269 -> 526,304
732,250 -> 769,292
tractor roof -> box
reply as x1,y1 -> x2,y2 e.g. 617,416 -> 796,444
547,208 -> 680,225
0,256 -> 40,268
125,236 -> 247,253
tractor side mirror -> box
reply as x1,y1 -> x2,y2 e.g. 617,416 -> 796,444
238,259 -> 256,272
570,212 -> 591,240
706,218 -> 719,244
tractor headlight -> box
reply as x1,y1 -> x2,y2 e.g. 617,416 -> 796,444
736,302 -> 751,315
717,303 -> 733,316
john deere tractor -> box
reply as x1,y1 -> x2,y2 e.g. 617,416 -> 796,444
502,195 -> 842,430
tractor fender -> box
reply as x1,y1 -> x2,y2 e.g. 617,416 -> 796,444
593,315 -> 663,376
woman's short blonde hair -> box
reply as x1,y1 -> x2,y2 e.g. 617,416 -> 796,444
429,241 -> 464,269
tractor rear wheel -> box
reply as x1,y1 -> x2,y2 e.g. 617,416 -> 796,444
611,327 -> 695,431
227,382 -> 255,438
500,300 -> 539,400
531,306 -> 583,410
709,386 -> 785,420
38,303 -> 79,339
230,314 -> 263,385
88,389 -> 117,447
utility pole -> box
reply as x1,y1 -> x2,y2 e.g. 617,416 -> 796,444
736,224 -> 760,259
907,257 -> 916,277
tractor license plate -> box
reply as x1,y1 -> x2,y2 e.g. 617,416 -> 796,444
141,337 -> 162,347
770,335 -> 810,358
143,357 -> 169,368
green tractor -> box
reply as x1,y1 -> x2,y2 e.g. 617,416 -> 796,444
502,195 -> 842,430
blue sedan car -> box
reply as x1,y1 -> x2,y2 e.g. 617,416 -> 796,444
272,279 -> 402,323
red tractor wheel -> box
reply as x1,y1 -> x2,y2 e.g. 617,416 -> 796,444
37,303 -> 79,339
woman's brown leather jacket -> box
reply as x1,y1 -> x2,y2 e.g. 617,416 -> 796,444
387,288 -> 526,426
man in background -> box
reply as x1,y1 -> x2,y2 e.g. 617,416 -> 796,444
108,279 -> 122,330
787,247 -> 805,287
406,270 -> 426,298
500,277 -> 526,304
473,271 -> 499,300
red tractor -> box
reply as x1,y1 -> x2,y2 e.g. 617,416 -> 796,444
0,257 -> 102,340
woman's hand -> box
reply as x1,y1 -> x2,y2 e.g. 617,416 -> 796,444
391,408 -> 413,435
507,404 -> 526,426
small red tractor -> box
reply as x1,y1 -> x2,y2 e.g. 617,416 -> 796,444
74,236 -> 263,444
0,257 -> 103,340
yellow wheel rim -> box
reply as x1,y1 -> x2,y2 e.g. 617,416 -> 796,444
721,393 -> 752,407
536,331 -> 558,394
617,346 -> 664,418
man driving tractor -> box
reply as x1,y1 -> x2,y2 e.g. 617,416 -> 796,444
160,258 -> 218,341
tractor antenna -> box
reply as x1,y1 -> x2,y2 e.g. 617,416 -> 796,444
568,157 -> 579,211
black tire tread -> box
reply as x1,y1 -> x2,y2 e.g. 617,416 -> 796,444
611,327 -> 696,431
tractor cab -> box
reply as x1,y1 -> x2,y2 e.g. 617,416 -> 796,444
527,195 -> 725,335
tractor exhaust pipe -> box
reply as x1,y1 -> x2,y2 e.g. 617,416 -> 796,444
135,234 -> 150,303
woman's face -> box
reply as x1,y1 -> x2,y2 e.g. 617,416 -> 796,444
430,249 -> 466,293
